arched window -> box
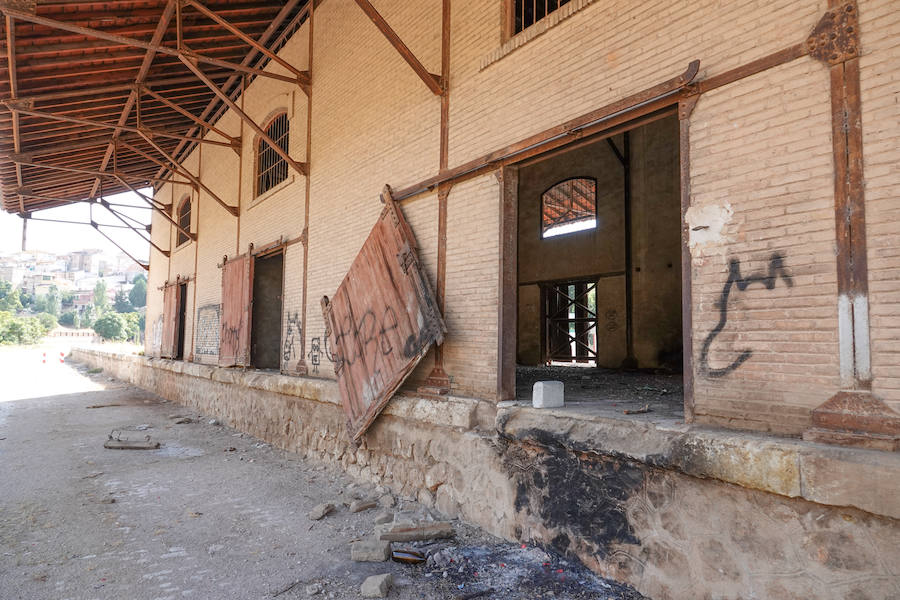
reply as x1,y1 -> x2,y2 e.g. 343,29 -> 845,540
176,196 -> 191,246
541,177 -> 597,238
256,112 -> 290,196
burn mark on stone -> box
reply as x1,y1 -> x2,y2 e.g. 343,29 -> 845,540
502,428 -> 643,559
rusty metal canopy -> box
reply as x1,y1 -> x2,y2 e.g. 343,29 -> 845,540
0,0 -> 308,215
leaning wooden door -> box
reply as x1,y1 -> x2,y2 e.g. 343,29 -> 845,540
219,253 -> 254,367
322,186 -> 446,441
160,283 -> 180,359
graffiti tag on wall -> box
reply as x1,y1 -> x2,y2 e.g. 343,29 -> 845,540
699,253 -> 793,377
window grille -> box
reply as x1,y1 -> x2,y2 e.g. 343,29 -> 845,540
512,0 -> 572,35
541,177 -> 597,238
256,113 -> 290,196
176,197 -> 191,246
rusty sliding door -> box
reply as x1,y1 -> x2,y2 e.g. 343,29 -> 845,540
219,253 -> 254,367
323,186 -> 446,441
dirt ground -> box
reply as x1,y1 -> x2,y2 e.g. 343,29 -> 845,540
0,343 -> 645,600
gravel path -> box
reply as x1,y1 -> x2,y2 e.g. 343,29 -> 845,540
0,343 -> 645,600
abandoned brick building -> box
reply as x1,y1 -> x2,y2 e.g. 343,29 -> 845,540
1,0 -> 898,598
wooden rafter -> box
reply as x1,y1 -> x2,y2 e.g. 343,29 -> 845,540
352,0 -> 443,96
4,14 -> 25,213
0,4 -> 307,87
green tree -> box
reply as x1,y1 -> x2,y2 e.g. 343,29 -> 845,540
0,312 -> 45,345
113,290 -> 134,313
93,280 -> 110,314
60,290 -> 74,309
36,312 -> 57,334
59,310 -> 80,328
33,285 -> 60,317
122,312 -> 142,343
92,312 -> 127,341
0,281 -> 22,312
128,277 -> 147,308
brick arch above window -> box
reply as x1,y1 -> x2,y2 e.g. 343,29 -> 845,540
255,111 -> 290,197
541,176 -> 597,238
176,195 -> 192,247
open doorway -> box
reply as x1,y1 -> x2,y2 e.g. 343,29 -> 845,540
515,114 -> 684,415
175,282 -> 187,360
250,251 -> 284,370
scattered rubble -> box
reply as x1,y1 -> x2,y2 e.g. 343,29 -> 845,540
360,573 -> 392,598
309,503 -> 335,521
378,521 -> 454,542
373,511 -> 394,525
305,582 -> 324,596
350,499 -> 377,513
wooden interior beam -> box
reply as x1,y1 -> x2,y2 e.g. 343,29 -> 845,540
184,0 -> 310,90
4,14 -> 24,213
179,54 -> 308,177
0,5 -> 301,85
352,0 -> 443,96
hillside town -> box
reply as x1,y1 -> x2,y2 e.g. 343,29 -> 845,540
0,248 -> 146,344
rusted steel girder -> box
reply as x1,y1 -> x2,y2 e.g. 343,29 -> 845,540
352,0 -> 443,96
141,86 -> 240,149
179,55 -> 309,177
0,104 -> 234,149
183,0 -> 310,92
134,132 -> 240,216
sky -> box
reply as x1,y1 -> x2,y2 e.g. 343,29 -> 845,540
0,189 -> 153,262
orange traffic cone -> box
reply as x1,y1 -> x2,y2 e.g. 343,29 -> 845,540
59,352 -> 65,363
42,352 -> 46,364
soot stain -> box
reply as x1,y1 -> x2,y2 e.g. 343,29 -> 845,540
504,428 -> 643,558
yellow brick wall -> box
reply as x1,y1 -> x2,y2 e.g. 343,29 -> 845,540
859,0 -> 900,411
140,0 -> 900,432
688,58 -> 838,434
447,0 -> 826,166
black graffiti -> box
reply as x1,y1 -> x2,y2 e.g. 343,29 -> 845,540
283,311 -> 302,363
330,305 -> 403,369
307,336 -> 321,374
699,253 -> 793,378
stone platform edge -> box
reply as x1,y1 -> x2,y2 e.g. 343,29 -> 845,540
72,348 -> 899,521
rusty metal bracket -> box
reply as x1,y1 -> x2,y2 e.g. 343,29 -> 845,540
807,1 -> 859,65
397,243 -> 415,274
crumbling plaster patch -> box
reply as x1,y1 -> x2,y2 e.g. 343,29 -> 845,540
685,202 -> 734,251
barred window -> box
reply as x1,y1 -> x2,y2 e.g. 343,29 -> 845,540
510,0 -> 572,35
176,196 -> 191,246
541,177 -> 597,238
256,112 -> 290,196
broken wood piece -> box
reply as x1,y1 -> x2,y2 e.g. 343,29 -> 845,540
624,404 -> 651,415
86,404 -> 122,409
104,438 -> 160,450
391,549 -> 425,564
378,521 -> 454,542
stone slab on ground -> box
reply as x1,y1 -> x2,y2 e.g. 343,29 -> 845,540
351,538 -> 392,562
361,573 -> 393,598
309,502 -> 335,520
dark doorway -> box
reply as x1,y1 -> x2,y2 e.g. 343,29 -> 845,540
514,114 -> 684,413
175,282 -> 187,360
251,251 -> 284,370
